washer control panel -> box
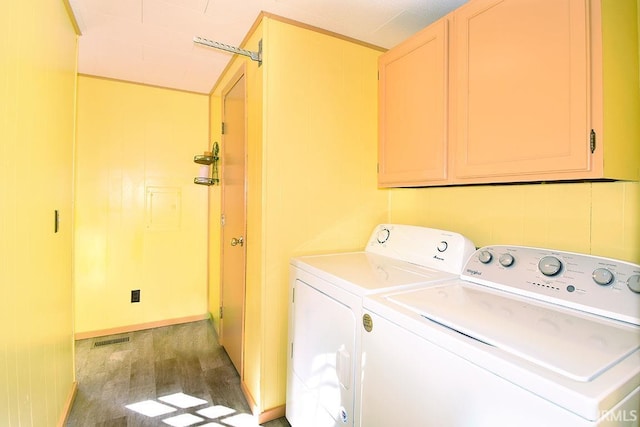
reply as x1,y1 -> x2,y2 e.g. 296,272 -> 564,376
461,245 -> 640,325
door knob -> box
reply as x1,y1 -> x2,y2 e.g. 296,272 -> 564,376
230,236 -> 244,246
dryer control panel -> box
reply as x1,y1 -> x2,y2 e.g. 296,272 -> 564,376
365,224 -> 476,275
461,245 -> 640,325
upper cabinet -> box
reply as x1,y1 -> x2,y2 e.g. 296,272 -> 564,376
452,0 -> 590,182
378,0 -> 640,187
378,18 -> 449,186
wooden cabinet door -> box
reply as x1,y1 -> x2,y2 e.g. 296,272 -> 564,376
452,0 -> 591,182
378,18 -> 449,187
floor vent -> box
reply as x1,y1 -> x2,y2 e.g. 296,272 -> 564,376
93,337 -> 130,347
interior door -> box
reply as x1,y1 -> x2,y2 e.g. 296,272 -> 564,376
220,68 -> 247,374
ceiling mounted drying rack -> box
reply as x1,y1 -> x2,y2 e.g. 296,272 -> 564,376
193,36 -> 262,66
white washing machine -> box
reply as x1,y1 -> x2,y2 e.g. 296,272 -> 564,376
361,245 -> 640,426
285,224 -> 476,427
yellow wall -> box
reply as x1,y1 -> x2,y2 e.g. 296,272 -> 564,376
209,15 -> 388,416
74,76 -> 210,334
601,0 -> 640,179
388,181 -> 639,263
0,1 -> 78,426
260,18 -> 389,410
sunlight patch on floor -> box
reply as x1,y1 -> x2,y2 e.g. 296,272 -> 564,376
163,413 -> 205,426
197,405 -> 237,418
159,392 -> 209,408
125,399 -> 177,417
125,392 -> 263,426
221,413 -> 265,427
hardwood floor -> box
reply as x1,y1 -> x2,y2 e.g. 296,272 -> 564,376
66,319 -> 290,427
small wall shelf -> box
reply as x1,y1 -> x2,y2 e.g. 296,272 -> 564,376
194,176 -> 217,185
194,142 -> 220,186
194,154 -> 215,165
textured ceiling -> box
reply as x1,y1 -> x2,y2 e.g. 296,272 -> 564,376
68,0 -> 468,94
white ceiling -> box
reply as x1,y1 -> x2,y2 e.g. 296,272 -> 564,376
68,0 -> 468,94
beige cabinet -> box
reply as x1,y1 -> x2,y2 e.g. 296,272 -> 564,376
452,0 -> 590,182
378,0 -> 640,187
378,18 -> 449,187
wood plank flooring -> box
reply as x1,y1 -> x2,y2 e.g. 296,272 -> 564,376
66,319 -> 290,427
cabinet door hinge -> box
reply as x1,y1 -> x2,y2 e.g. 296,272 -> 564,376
221,122 -> 225,135
292,288 -> 295,303
219,306 -> 223,319
590,129 -> 596,153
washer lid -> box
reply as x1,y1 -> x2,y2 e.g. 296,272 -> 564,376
292,252 -> 456,296
388,283 -> 640,381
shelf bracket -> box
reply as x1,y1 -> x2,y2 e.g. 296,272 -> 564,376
194,36 -> 262,66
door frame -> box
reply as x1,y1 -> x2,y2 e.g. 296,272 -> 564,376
219,63 -> 248,376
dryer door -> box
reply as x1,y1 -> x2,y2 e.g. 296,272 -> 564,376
287,277 -> 357,426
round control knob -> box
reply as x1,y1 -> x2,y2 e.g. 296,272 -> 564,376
499,253 -> 515,267
592,268 -> 614,286
538,256 -> 562,276
376,228 -> 390,244
627,275 -> 640,294
437,241 -> 448,252
478,250 -> 493,264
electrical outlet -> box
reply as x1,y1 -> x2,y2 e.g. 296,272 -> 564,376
131,289 -> 140,303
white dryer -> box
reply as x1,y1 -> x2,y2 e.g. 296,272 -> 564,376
361,246 -> 640,426
285,224 -> 476,427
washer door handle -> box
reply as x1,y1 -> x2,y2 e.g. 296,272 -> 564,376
336,346 -> 351,390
